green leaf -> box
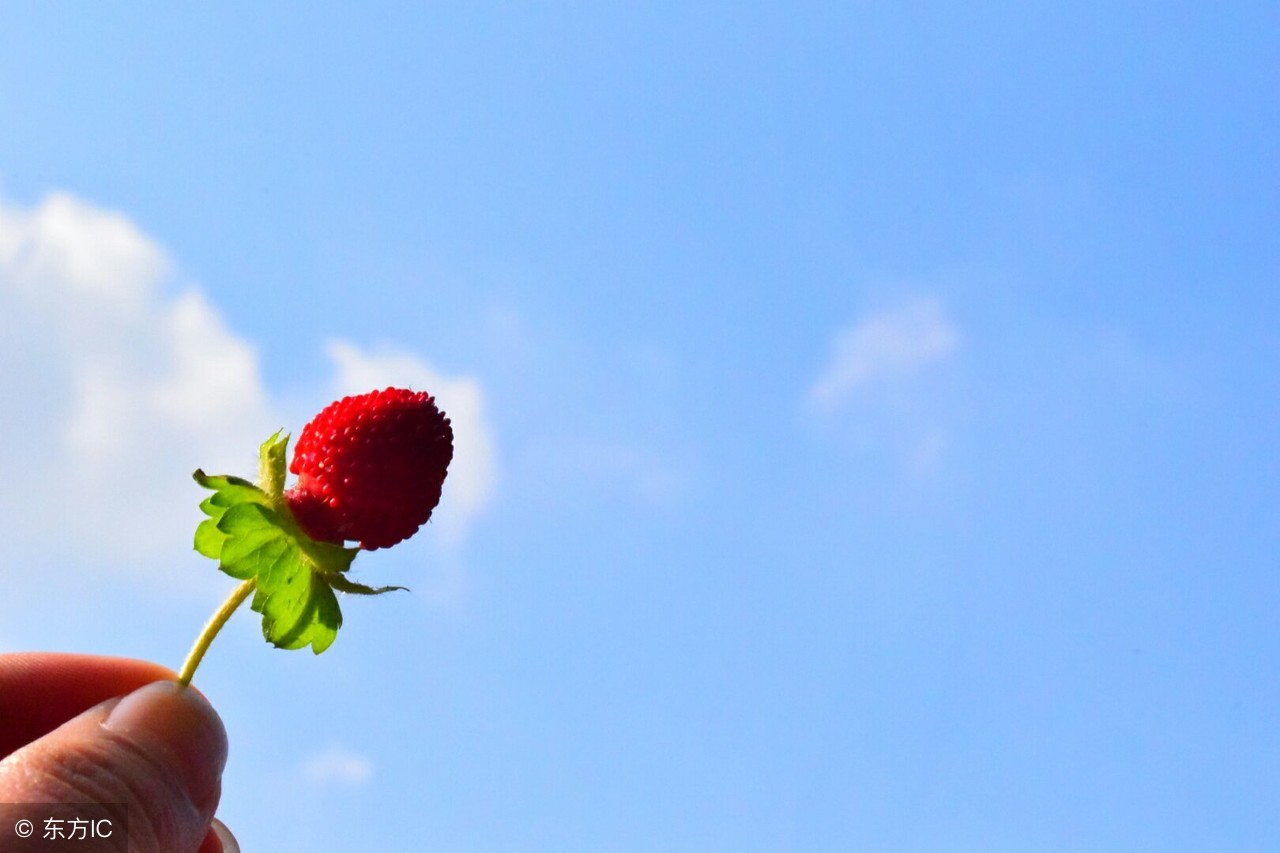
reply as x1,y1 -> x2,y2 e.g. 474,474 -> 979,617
250,554 -> 343,653
191,432 -> 384,655
322,573 -> 409,596
192,470 -> 270,561
299,537 -> 359,576
217,503 -> 294,581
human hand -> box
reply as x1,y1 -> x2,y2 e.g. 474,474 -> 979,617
0,653 -> 237,852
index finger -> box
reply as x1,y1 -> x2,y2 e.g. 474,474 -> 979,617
0,652 -> 177,758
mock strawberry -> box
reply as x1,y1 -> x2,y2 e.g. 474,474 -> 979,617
284,387 -> 453,550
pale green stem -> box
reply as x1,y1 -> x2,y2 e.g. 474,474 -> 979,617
177,577 -> 257,687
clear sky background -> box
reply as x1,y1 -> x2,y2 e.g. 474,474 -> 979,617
0,4 -> 1276,851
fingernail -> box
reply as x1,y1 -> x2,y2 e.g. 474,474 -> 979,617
198,817 -> 239,853
103,681 -> 228,810
211,817 -> 239,853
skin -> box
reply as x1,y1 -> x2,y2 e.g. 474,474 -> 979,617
0,653 -> 235,853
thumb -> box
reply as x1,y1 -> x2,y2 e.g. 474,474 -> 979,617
0,681 -> 228,853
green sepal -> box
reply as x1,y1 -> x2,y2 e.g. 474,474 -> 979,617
322,573 -> 409,596
216,503 -> 293,581
250,559 -> 343,653
192,470 -> 270,561
258,429 -> 289,498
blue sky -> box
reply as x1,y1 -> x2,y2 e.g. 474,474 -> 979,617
0,3 -> 1277,851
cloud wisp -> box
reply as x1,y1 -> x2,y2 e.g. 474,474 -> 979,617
300,746 -> 374,787
807,296 -> 962,476
808,296 -> 959,412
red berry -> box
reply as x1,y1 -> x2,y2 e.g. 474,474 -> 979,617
284,387 -> 453,550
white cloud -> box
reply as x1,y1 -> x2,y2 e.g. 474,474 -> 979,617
0,192 -> 277,574
808,296 -> 959,411
325,339 -> 498,545
300,746 -> 374,786
0,190 -> 496,593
